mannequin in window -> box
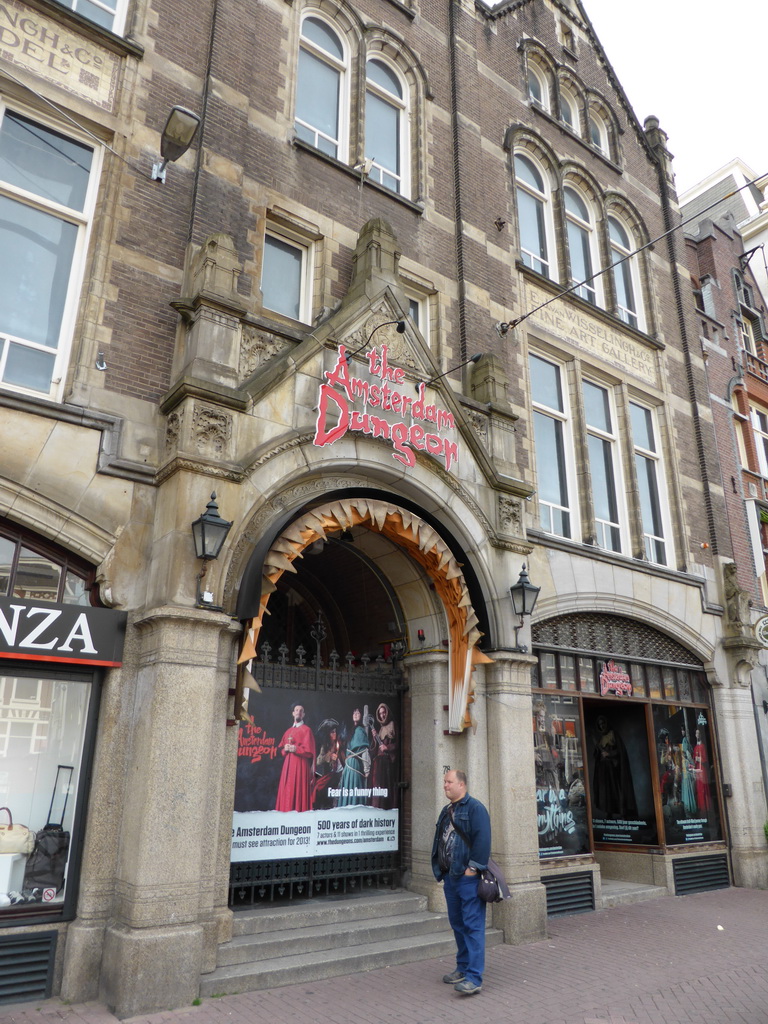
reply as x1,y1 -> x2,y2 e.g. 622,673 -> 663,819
591,714 -> 637,819
693,728 -> 713,812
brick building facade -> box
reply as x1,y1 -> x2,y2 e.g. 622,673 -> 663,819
1,0 -> 767,1014
684,209 -> 768,814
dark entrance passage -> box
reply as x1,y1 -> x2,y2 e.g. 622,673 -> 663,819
231,533 -> 406,905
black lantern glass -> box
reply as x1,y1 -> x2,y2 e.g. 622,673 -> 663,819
509,563 -> 540,652
509,563 -> 540,617
191,492 -> 232,561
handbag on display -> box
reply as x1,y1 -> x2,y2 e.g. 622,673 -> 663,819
476,857 -> 511,904
0,807 -> 35,856
23,766 -> 73,894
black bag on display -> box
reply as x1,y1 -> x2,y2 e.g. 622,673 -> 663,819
23,765 -> 73,894
23,826 -> 70,891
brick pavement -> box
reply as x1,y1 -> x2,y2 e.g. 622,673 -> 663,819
2,888 -> 767,1024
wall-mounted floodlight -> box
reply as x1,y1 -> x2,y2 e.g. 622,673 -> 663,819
152,106 -> 202,183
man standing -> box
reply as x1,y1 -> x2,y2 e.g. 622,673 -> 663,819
431,769 -> 491,995
275,703 -> 316,812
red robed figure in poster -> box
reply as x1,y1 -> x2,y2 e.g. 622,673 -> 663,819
275,703 -> 316,812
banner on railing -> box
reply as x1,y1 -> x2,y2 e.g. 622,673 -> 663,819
232,681 -> 401,862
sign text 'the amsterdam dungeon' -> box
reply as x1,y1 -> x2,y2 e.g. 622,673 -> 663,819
313,344 -> 460,470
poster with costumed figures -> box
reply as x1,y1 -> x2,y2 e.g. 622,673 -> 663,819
232,687 -> 400,862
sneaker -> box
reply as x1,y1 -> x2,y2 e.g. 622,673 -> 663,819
442,970 -> 465,984
454,980 -> 482,995
7,891 -> 25,906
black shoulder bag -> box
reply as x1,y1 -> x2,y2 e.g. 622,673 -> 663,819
450,813 -> 511,904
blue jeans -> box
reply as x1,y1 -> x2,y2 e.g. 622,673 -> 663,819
443,873 -> 486,985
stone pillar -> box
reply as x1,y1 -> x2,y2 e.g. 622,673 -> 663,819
406,651 -> 489,912
97,607 -> 239,1017
710,659 -> 768,888
485,650 -> 547,944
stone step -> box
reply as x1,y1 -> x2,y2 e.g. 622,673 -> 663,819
219,910 -> 451,966
231,890 -> 427,937
600,879 -> 669,908
201,927 -> 505,997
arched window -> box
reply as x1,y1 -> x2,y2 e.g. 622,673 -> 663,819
588,111 -> 609,156
608,215 -> 643,330
527,65 -> 548,109
295,15 -> 348,160
365,58 -> 408,194
0,520 -> 95,605
565,186 -> 600,305
515,154 -> 553,279
559,86 -> 580,134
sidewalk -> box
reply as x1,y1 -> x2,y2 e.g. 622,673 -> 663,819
3,887 -> 767,1024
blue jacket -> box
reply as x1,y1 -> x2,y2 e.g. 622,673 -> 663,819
431,793 -> 491,880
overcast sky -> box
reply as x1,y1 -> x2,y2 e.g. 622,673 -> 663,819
581,0 -> 768,195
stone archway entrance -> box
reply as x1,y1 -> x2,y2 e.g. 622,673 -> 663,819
230,497 -> 489,905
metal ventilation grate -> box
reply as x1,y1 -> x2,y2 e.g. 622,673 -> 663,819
673,854 -> 730,896
542,871 -> 595,916
0,931 -> 57,1004
533,613 -> 703,668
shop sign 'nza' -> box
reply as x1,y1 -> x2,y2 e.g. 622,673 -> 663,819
313,344 -> 460,471
0,597 -> 127,667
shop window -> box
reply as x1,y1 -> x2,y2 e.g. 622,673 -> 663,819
653,705 -> 722,844
564,186 -> 601,306
534,693 -> 589,859
530,354 -> 576,539
631,664 -> 648,698
365,59 -> 408,195
577,657 -> 596,692
0,672 -> 94,916
661,666 -> 677,701
630,402 -> 672,565
559,654 -> 577,690
57,0 -> 127,34
531,615 -> 721,858
647,664 -> 663,699
515,153 -> 555,279
539,651 -> 558,687
0,107 -> 100,401
295,15 -> 348,160
607,216 -> 645,331
582,380 -> 625,553
261,231 -> 313,323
